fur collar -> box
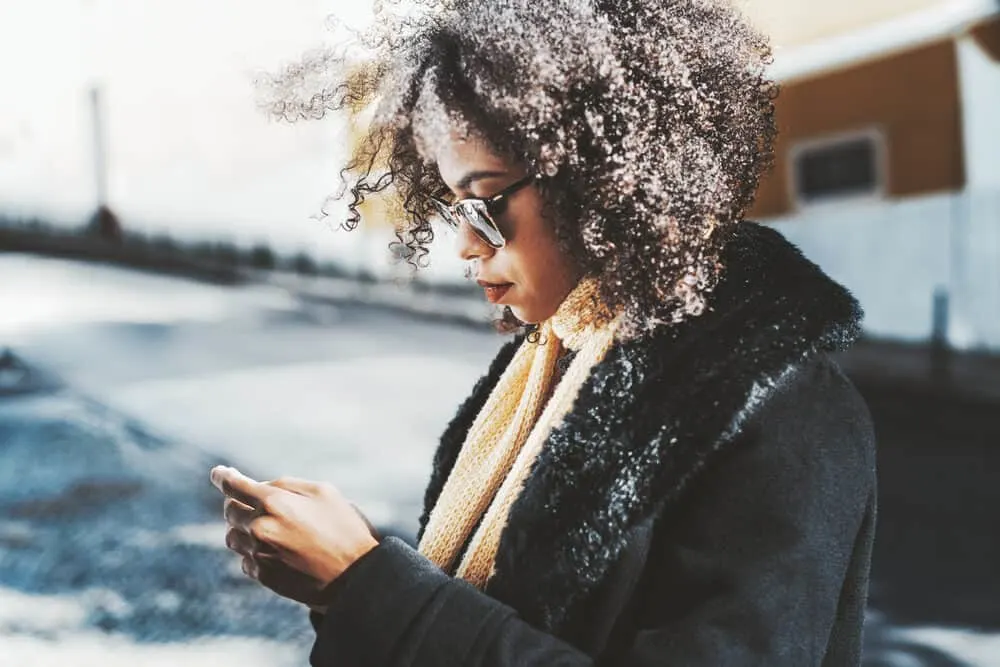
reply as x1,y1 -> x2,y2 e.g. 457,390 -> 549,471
416,222 -> 863,637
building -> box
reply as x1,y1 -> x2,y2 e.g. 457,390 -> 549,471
743,0 -> 1000,351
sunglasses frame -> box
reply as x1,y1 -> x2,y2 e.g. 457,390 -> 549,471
429,173 -> 540,249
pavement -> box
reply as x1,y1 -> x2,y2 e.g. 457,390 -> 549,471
265,266 -> 1000,409
834,337 -> 1000,407
260,269 -> 494,331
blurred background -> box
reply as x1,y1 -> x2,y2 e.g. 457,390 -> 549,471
1,0 -> 998,665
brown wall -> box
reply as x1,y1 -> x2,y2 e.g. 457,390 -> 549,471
972,16 -> 1000,61
751,39 -> 966,219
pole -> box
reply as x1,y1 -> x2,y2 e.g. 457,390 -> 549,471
90,85 -> 107,208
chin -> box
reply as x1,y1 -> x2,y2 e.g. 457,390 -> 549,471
509,305 -> 536,325
510,303 -> 553,326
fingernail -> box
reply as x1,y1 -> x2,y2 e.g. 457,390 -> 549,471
210,466 -> 227,488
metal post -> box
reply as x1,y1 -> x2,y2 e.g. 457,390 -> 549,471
930,286 -> 951,385
90,85 -> 107,208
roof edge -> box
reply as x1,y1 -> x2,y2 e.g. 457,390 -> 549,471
768,0 -> 1000,83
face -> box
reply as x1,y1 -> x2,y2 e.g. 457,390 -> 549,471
435,129 -> 582,324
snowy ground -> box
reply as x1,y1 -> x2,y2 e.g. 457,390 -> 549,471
0,253 -> 503,664
1,253 -> 998,666
1,253 -> 504,533
0,390 -> 316,666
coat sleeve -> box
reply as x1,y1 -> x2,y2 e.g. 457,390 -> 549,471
309,355 -> 877,667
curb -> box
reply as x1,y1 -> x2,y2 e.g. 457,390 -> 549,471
257,271 -> 1000,408
258,270 -> 496,330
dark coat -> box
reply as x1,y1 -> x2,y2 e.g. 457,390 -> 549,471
309,222 -> 878,666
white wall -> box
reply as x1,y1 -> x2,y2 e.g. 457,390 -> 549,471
951,190 -> 1000,348
767,27 -> 1000,352
957,32 -> 1000,189
770,196 -> 951,343
769,189 -> 1000,351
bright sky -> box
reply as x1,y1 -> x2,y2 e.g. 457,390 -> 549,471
0,0 -> 377,258
0,0 -> 978,259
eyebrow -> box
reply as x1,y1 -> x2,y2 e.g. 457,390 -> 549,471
456,169 -> 509,192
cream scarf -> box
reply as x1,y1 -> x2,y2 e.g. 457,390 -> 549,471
417,277 -> 621,590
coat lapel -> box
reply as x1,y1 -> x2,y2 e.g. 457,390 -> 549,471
416,222 -> 864,636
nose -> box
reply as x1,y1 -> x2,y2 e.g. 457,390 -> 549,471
453,218 -> 495,262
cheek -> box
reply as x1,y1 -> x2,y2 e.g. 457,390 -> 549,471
500,194 -> 580,311
508,228 -> 577,311
507,222 -> 556,282
532,221 -> 575,280
506,197 -> 565,270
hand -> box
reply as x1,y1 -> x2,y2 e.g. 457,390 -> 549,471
222,493 -> 381,611
211,467 -> 381,608
224,521 -> 332,610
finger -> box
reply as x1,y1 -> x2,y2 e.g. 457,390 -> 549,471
226,527 -> 275,557
224,497 -> 259,532
241,555 -> 259,580
226,527 -> 253,556
227,527 -> 278,558
222,496 -> 254,516
212,466 -> 274,511
267,476 -> 328,497
248,515 -> 283,548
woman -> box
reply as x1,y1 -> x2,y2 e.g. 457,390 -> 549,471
211,0 -> 878,665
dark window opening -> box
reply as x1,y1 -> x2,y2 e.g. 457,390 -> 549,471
794,135 -> 880,203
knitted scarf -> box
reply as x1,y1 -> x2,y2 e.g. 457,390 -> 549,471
417,276 -> 621,589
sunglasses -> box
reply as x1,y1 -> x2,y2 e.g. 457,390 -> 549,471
429,173 -> 539,249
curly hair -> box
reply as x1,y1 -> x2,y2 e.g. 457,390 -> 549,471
254,0 -> 778,341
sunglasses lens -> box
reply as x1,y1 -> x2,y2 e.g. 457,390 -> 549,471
431,199 -> 459,229
457,200 -> 505,248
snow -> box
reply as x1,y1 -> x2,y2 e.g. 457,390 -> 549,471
0,586 -> 309,666
6,253 -> 999,665
0,254 -> 299,341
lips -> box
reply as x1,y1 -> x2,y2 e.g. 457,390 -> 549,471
477,279 -> 513,304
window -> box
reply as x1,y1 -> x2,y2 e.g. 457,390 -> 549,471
789,130 -> 886,207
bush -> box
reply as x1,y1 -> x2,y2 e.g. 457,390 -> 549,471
211,242 -> 240,267
291,252 -> 317,276
249,245 -> 276,270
